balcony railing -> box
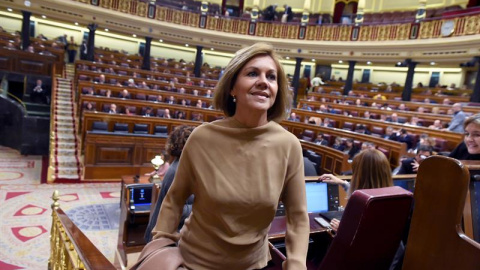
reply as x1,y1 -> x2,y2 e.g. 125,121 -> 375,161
72,0 -> 480,41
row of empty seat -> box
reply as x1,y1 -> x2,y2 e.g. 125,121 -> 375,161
90,122 -> 169,137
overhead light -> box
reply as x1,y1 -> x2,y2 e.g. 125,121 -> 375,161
397,61 -> 402,65
430,61 -> 435,65
311,59 -> 315,62
132,34 -> 136,37
24,1 -> 31,7
159,39 -> 163,42
285,56 -> 290,60
74,22 -> 79,25
42,15 -> 47,19
338,60 -> 343,64
185,44 -> 189,47
7,8 -> 13,12
367,61 -> 372,65
210,48 -> 214,51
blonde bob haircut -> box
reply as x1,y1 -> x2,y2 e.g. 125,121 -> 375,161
349,149 -> 393,197
213,42 -> 289,122
464,113 -> 480,129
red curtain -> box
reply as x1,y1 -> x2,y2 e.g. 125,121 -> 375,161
333,2 -> 346,24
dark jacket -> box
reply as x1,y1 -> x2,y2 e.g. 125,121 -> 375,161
449,142 -> 480,160
144,160 -> 194,242
397,157 -> 416,174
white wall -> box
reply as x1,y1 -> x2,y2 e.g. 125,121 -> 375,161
0,15 -> 22,33
150,44 -> 196,62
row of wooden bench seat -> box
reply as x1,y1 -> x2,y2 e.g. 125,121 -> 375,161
75,61 -> 218,85
291,108 -> 462,152
313,85 -> 470,103
298,100 -> 453,127
308,92 -> 480,115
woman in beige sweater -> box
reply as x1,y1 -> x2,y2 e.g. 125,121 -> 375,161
152,43 -> 309,270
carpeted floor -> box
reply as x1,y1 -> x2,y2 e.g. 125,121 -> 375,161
0,146 -> 121,270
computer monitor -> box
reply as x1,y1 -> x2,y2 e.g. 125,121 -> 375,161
276,181 -> 339,216
128,184 -> 153,212
305,181 -> 340,213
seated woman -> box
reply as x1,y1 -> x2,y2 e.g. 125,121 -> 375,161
144,125 -> 195,243
319,149 -> 393,228
449,113 -> 480,160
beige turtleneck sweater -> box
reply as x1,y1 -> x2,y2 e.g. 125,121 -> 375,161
152,118 -> 309,270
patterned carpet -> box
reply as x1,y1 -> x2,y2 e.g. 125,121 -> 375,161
0,147 -> 121,270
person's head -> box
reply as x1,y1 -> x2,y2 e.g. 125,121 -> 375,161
417,107 -> 425,113
166,125 -> 195,160
121,89 -> 128,96
86,102 -> 93,110
391,113 -> 398,120
416,145 -> 433,163
443,98 -> 451,105
181,99 -> 187,105
106,89 -> 111,97
364,111 -> 370,118
110,103 -> 116,111
316,133 -> 324,140
433,119 -> 442,128
99,74 -> 105,82
349,149 -> 393,197
165,108 -> 170,116
398,103 -> 406,110
452,103 -> 462,113
463,114 -> 480,154
346,138 -> 354,148
386,126 -> 394,135
36,79 -> 42,86
213,42 -> 289,123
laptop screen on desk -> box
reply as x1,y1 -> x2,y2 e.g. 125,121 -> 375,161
305,182 -> 329,213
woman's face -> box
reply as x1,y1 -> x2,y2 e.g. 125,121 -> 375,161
231,55 -> 278,119
464,123 -> 480,154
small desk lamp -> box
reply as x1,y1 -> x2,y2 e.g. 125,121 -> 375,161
149,155 -> 164,183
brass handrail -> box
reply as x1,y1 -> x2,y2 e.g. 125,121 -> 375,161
49,190 -> 116,270
6,92 -> 27,110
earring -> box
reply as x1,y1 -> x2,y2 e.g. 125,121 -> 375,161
232,95 -> 236,103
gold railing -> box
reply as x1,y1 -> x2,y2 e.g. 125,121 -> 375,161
49,190 -> 116,270
72,0 -> 480,41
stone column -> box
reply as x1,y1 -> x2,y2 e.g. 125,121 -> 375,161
292,57 -> 303,108
470,57 -> 480,103
402,59 -> 418,101
194,46 -> 203,78
21,11 -> 32,50
343,61 -> 356,95
141,36 -> 152,70
86,23 -> 98,62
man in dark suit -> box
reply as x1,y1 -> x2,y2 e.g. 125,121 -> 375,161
31,79 -> 48,104
263,4 -> 277,21
283,4 -> 293,22
314,133 -> 329,146
397,145 -> 432,174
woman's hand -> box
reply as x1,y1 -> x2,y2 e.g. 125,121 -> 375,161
318,174 -> 344,185
330,218 -> 340,232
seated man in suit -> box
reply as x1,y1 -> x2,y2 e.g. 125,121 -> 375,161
108,103 -> 117,114
94,74 -> 106,84
314,133 -> 329,146
288,112 -> 300,122
30,79 -> 48,104
118,89 -> 131,99
397,145 -> 432,174
143,107 -> 153,117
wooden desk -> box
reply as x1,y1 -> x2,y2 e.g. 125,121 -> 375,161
117,175 -> 158,268
268,213 -> 328,241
